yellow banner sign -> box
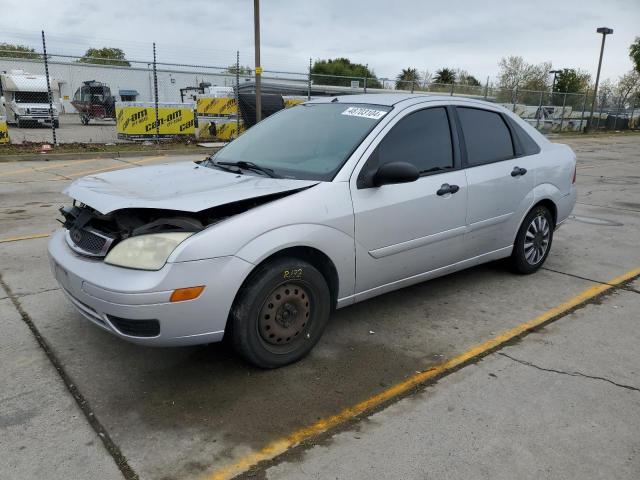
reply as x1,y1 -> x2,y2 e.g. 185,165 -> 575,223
0,119 -> 10,145
196,97 -> 238,117
116,105 -> 196,137
197,119 -> 245,141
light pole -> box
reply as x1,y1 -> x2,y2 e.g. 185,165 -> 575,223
549,69 -> 561,104
253,0 -> 262,123
586,27 -> 613,132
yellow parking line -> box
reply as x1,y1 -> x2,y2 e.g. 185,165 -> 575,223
0,233 -> 51,244
204,266 -> 640,480
0,157 -> 105,178
66,155 -> 167,178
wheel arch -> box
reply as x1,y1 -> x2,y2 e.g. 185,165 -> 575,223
513,197 -> 558,245
231,245 -> 341,316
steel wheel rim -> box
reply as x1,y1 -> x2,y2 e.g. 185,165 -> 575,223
258,282 -> 311,352
524,214 -> 550,265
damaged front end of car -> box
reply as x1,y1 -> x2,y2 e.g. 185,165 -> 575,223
58,190 -> 307,263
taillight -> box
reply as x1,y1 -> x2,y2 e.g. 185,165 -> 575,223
572,164 -> 577,184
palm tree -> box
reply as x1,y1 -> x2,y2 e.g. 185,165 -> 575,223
434,68 -> 456,85
395,68 -> 421,90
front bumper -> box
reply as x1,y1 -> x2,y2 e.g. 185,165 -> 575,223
48,229 -> 254,346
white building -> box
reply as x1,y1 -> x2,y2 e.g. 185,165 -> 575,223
0,56 -> 246,113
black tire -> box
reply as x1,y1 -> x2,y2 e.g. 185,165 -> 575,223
230,257 -> 331,368
53,120 -> 60,128
80,115 -> 89,125
15,117 -> 22,128
511,205 -> 554,274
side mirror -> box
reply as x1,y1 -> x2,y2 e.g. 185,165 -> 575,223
373,161 -> 419,187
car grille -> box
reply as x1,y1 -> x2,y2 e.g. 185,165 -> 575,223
65,227 -> 116,257
29,108 -> 52,117
107,316 -> 160,337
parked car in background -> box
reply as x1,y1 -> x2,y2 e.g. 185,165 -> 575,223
49,94 -> 577,368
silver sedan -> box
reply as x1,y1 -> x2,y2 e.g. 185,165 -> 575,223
49,94 -> 577,368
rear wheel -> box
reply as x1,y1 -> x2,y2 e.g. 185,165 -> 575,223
80,114 -> 90,125
511,205 -> 554,274
230,257 -> 331,368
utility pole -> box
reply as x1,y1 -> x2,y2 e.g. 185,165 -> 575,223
253,0 -> 262,123
587,27 -> 613,132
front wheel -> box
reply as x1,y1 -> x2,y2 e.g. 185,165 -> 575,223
230,257 -> 331,368
511,205 -> 554,274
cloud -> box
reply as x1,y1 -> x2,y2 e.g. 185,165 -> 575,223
2,0 -> 639,82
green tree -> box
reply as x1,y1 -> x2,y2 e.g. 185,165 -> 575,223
552,68 -> 591,106
311,58 -> 381,88
77,47 -> 130,67
553,68 -> 590,93
0,43 -> 40,59
630,37 -> 640,74
434,68 -> 456,84
395,67 -> 421,90
227,65 -> 253,76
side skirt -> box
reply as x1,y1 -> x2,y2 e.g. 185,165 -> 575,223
336,246 -> 513,307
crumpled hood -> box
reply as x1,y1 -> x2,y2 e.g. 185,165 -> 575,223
64,160 -> 318,214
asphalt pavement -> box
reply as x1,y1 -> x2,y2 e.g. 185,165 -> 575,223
0,134 -> 639,480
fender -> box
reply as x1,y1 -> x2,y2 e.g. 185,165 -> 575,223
234,223 -> 356,303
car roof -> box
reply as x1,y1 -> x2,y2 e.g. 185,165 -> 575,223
306,93 -> 491,107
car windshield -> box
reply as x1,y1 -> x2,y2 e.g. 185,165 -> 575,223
209,103 -> 391,181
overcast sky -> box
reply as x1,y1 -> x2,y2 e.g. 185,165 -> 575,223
3,0 -> 639,82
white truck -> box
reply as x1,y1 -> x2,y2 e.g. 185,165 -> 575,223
0,70 -> 60,128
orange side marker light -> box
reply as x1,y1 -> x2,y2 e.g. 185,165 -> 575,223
170,286 -> 205,302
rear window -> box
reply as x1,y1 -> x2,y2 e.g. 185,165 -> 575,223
457,107 -> 514,166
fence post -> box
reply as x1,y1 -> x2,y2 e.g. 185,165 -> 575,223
152,43 -> 160,144
363,76 -> 367,93
411,79 -> 414,94
484,76 -> 489,100
579,90 -> 588,132
559,90 -> 567,132
596,94 -> 605,130
613,100 -> 621,130
512,87 -> 517,112
536,91 -> 543,130
307,58 -> 312,101
236,50 -> 240,138
41,30 -> 57,146
630,102 -> 636,130
449,82 -> 455,96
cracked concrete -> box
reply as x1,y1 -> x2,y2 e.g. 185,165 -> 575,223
497,352 -> 640,393
264,290 -> 640,480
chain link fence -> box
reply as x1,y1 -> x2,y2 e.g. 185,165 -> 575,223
1,34 -> 638,146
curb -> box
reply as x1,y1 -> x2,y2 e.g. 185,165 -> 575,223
0,147 -> 220,163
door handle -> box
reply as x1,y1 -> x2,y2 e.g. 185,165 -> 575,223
437,183 -> 460,196
511,166 -> 527,177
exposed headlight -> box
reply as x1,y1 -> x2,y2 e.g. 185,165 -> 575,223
17,107 -> 26,114
104,232 -> 193,270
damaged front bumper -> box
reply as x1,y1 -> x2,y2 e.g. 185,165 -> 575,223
48,229 -> 254,347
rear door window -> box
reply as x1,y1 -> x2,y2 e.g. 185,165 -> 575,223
457,107 -> 514,166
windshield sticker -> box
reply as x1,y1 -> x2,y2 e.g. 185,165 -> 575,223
341,107 -> 387,120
